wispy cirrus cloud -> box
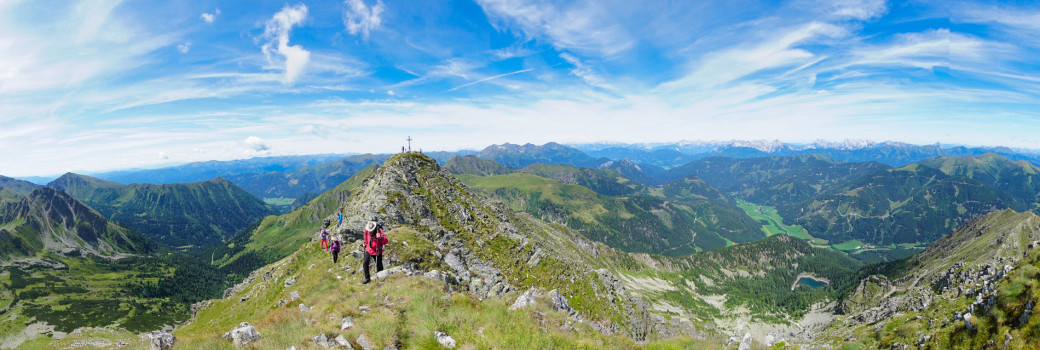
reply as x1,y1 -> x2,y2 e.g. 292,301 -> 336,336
446,68 -> 534,92
0,0 -> 177,94
476,0 -> 634,56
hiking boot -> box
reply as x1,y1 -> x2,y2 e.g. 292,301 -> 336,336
360,279 -> 370,285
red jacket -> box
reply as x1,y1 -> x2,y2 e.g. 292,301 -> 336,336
364,228 -> 388,255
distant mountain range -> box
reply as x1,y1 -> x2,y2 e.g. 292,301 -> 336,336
0,188 -> 155,260
47,173 -> 273,249
573,139 -> 1040,168
6,144 -> 1040,348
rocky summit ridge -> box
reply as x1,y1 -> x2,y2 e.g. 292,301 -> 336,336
179,152 -> 705,349
827,209 -> 1040,348
323,153 -> 695,339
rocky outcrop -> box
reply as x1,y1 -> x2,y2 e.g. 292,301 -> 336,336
356,333 -> 375,350
146,331 -> 175,350
312,333 -> 335,348
222,322 -> 261,346
434,331 -> 456,348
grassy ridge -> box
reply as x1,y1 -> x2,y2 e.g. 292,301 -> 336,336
210,165 -> 376,281
173,242 -> 715,349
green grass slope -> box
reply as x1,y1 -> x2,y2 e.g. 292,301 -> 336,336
0,175 -> 42,204
168,241 -> 714,349
210,165 -> 377,280
826,209 -> 1040,349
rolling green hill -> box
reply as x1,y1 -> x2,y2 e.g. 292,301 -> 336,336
517,163 -> 647,196
0,175 -> 42,203
662,155 -> 891,206
458,172 -> 763,255
47,173 -> 273,249
920,153 -> 1040,211
444,155 -> 514,176
783,164 -> 1021,245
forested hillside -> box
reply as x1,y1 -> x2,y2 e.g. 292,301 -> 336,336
47,174 -> 273,249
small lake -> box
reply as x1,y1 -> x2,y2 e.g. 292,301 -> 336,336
796,276 -> 828,289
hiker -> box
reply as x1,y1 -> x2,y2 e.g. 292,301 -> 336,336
320,228 -> 330,252
330,235 -> 342,264
337,213 -> 343,227
361,219 -> 388,284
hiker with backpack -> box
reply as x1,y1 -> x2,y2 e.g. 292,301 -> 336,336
320,228 -> 330,252
330,235 -> 342,264
361,219 -> 388,284
337,213 -> 343,227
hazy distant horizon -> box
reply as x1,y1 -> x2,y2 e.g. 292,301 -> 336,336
8,138 -> 1040,179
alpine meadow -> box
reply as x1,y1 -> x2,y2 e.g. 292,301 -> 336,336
4,0 -> 1040,349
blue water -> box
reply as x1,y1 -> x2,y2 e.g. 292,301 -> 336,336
797,277 -> 827,289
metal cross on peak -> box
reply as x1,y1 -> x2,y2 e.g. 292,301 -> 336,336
407,136 -> 413,152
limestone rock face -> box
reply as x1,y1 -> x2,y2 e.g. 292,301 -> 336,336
222,322 -> 261,346
738,333 -> 753,350
510,288 -> 539,311
147,331 -> 175,350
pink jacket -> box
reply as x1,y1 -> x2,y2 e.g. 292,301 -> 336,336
364,228 -> 388,255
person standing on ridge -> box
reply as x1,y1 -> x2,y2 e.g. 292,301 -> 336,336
361,219 -> 388,284
330,235 -> 342,264
320,228 -> 330,252
337,212 -> 343,228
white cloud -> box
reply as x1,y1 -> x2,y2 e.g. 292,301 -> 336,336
243,136 -> 271,154
343,0 -> 384,39
200,8 -> 220,24
476,0 -> 634,56
297,124 -> 330,139
177,42 -> 191,54
489,46 -> 532,60
824,0 -> 887,20
158,151 -> 168,159
261,4 -> 310,85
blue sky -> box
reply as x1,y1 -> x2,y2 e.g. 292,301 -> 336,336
2,0 -> 1040,176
